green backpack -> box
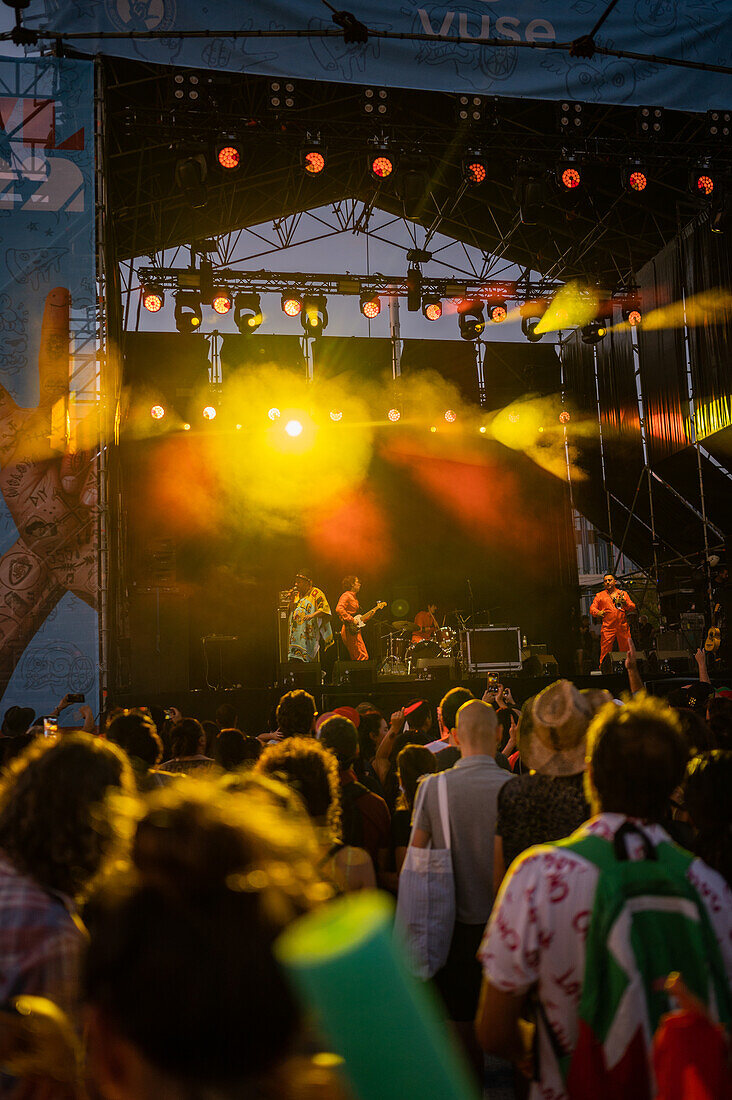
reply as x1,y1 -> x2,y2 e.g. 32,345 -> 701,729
548,822 -> 732,1100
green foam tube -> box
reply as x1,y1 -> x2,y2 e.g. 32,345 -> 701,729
275,891 -> 480,1100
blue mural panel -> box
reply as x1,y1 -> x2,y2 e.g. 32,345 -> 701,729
0,57 -> 98,726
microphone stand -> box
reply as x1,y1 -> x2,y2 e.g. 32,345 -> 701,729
467,578 -> 476,676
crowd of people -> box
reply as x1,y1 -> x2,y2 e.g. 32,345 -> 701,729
0,653 -> 731,1099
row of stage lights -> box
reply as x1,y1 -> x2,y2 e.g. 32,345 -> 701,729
148,405 -> 572,429
206,138 -> 720,199
143,282 -> 642,343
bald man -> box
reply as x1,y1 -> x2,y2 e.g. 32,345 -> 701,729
408,698 -> 515,1056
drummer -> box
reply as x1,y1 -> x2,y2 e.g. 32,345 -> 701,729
412,602 -> 440,644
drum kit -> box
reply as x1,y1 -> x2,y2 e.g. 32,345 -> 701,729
379,620 -> 459,675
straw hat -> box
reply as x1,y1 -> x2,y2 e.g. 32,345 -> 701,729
528,680 -> 592,776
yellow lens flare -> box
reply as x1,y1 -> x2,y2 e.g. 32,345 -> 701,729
199,365 -> 374,530
611,289 -> 732,333
535,282 -> 600,335
490,394 -> 589,482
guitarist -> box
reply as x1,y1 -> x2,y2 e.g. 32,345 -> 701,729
336,575 -> 379,661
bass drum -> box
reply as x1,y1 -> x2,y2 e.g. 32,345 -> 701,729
438,627 -> 458,656
405,638 -> 440,671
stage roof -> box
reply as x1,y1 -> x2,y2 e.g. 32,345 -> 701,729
104,57 -> 728,288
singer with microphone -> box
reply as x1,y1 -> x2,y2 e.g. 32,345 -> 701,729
288,570 -> 334,663
589,572 -> 636,667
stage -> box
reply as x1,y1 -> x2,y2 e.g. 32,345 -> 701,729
113,672 -> 715,739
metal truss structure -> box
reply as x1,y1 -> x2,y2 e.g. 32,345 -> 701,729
101,56 -> 731,292
136,265 -> 563,303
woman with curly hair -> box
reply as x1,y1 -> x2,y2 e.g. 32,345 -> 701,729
256,737 -> 375,893
0,734 -> 135,1026
83,779 -> 344,1100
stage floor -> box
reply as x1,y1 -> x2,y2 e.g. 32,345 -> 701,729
114,671 -> 714,740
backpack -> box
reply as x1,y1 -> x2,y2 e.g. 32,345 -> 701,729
549,822 -> 732,1100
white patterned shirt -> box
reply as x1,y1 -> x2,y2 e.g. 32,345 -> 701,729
478,813 -> 732,1100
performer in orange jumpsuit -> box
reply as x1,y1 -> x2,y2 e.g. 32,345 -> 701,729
412,603 -> 439,644
336,575 -> 369,661
589,573 -> 636,663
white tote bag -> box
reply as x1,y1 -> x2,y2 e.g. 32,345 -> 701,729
394,771 -> 456,980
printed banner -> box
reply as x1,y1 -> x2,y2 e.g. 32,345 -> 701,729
25,0 -> 732,111
0,57 -> 98,726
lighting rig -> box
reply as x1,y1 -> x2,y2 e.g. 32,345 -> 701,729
140,265 -> 567,340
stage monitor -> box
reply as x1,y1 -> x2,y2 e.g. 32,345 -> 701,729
462,627 -> 522,671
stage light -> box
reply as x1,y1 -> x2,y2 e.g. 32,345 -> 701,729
363,87 -> 389,117
707,110 -> 732,140
488,301 -> 507,323
142,283 -> 164,312
268,408 -> 281,421
622,301 -> 642,327
370,149 -> 394,179
463,153 -> 487,186
690,162 -> 715,197
637,105 -> 664,137
302,140 -> 326,175
558,101 -> 584,133
329,409 -> 343,422
559,410 -> 570,424
211,289 -> 232,315
623,159 -> 649,192
360,293 -> 381,319
558,163 -> 581,190
174,292 -> 202,333
175,155 -> 207,209
304,149 -> 325,174
581,320 -> 606,345
422,297 -> 442,321
508,412 -> 520,423
183,423 -> 191,431
301,295 -> 328,336
514,170 -> 547,225
150,405 -> 165,420
406,266 -> 421,313
479,425 -> 486,433
521,304 -> 545,343
444,409 -> 457,423
268,79 -> 296,111
456,94 -> 485,124
215,141 -> 241,170
202,406 -> 217,420
457,300 -> 485,341
285,419 -> 303,437
282,294 -> 302,317
387,408 -> 401,422
234,292 -> 262,333
430,426 -> 437,433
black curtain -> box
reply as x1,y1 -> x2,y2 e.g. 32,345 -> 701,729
636,238 -> 690,463
221,334 -> 305,376
680,218 -> 732,441
561,330 -> 606,529
480,341 -> 561,410
596,319 -> 646,515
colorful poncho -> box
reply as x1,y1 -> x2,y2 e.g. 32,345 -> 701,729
288,586 -> 334,662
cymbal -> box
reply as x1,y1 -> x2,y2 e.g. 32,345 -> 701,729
392,620 -> 416,630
